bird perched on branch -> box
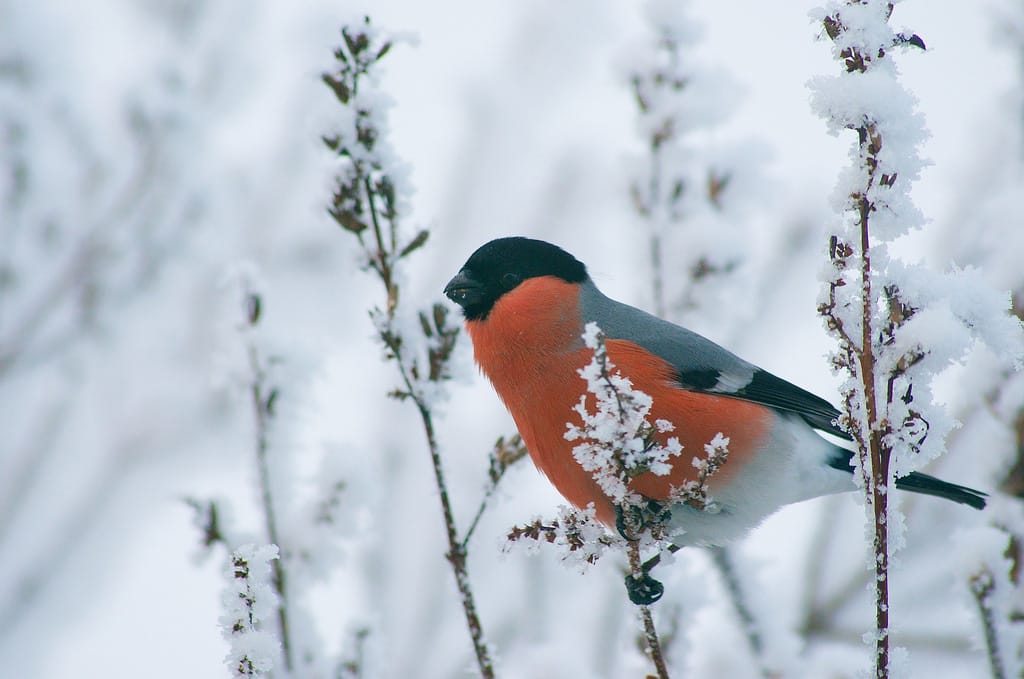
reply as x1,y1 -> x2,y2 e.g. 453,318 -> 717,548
444,237 -> 985,552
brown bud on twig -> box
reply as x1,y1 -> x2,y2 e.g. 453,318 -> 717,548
399,230 -> 429,259
706,171 -> 729,209
488,434 -> 529,484
246,293 -> 262,326
823,14 -> 842,41
322,73 -> 352,104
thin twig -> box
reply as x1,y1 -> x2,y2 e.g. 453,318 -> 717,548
461,486 -> 498,553
627,541 -> 671,679
407,383 -> 495,678
708,546 -> 779,678
324,21 -> 505,676
370,215 -> 495,677
970,568 -> 1008,679
247,343 -> 293,672
463,435 -> 527,550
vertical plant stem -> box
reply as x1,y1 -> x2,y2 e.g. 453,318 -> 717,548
248,345 -> 293,673
856,193 -> 889,679
410,395 -> 495,679
325,21 -> 495,675
627,541 -> 671,679
370,176 -> 494,677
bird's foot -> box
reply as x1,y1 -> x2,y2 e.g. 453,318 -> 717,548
615,502 -> 678,606
623,543 -> 682,606
625,571 -> 665,606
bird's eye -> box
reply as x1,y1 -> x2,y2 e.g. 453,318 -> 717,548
501,273 -> 521,289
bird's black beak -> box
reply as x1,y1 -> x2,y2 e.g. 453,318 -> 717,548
444,269 -> 483,310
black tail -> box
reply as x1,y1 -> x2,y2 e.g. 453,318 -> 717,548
827,449 -> 987,510
895,471 -> 987,510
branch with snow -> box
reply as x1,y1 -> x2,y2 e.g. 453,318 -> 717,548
239,285 -> 296,673
811,2 -> 1022,676
220,544 -> 283,678
810,4 -> 926,674
625,0 -> 744,319
189,267 -> 373,678
323,17 -> 517,679
504,504 -> 617,573
673,433 -> 729,512
955,520 -> 1024,679
186,268 -> 297,676
565,322 -> 684,532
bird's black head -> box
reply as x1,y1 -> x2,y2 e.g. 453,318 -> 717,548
444,237 -> 588,321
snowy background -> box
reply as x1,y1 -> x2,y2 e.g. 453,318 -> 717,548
2,1 -> 1022,677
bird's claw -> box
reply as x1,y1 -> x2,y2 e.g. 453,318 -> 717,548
625,572 -> 665,606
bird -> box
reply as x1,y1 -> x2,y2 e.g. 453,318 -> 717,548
443,236 -> 986,554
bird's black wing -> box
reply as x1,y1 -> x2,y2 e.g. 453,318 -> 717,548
677,367 -> 852,440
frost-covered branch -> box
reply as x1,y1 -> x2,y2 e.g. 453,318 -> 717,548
323,17 -> 502,678
191,269 -> 370,677
505,322 -> 682,677
241,287 -> 293,673
971,567 -> 1007,679
626,0 -> 741,319
811,2 -> 1022,676
504,504 -> 617,570
187,272 -> 295,676
954,520 -> 1024,679
220,544 -> 283,678
811,5 -> 927,674
566,322 -> 696,678
565,323 -> 684,520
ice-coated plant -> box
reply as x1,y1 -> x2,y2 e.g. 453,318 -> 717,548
565,322 -> 685,511
810,2 -> 1024,676
220,544 -> 283,678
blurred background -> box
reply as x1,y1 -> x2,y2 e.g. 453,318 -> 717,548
1,1 -> 1022,677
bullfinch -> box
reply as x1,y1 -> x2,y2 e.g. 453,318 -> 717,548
444,237 -> 986,550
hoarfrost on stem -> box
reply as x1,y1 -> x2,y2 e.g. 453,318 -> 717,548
503,504 -> 617,574
565,322 -> 684,507
220,544 -> 283,678
810,2 -> 1024,676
